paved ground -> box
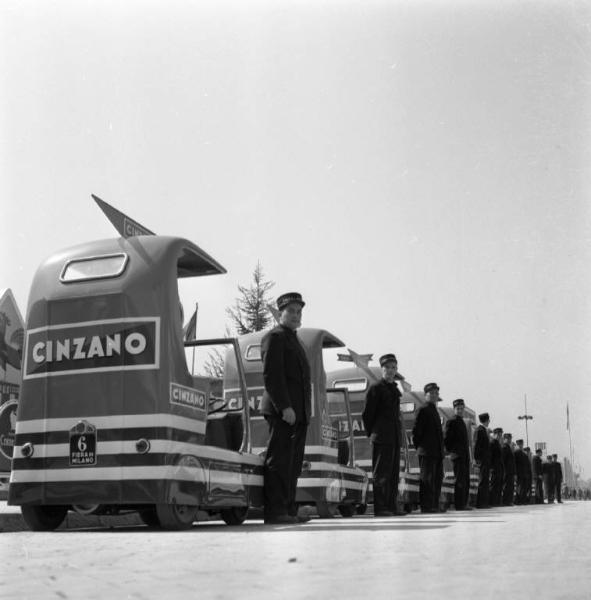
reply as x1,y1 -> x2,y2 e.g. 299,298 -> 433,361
1,501 -> 590,600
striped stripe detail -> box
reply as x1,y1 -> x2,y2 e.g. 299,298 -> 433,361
297,477 -> 367,491
253,445 -> 338,458
12,440 -> 263,466
10,465 -> 262,484
15,413 -> 206,437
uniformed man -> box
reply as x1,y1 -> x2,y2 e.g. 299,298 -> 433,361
532,448 -> 544,503
552,454 -> 563,503
362,353 -> 406,517
514,439 -> 529,505
412,382 -> 444,513
261,292 -> 311,524
473,413 -> 491,509
524,447 -> 533,504
501,433 -> 516,506
542,455 -> 555,504
444,399 -> 472,511
489,427 -> 504,506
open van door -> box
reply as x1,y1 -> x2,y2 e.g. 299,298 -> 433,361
0,289 -> 24,497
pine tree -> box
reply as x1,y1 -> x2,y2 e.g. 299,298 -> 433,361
226,261 -> 275,334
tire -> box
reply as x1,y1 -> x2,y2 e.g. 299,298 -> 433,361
316,502 -> 338,518
21,505 -> 68,531
403,503 -> 412,514
138,506 -> 161,528
355,503 -> 368,515
220,506 -> 248,526
155,503 -> 198,530
338,504 -> 356,518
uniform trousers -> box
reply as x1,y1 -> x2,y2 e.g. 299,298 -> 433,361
419,455 -> 443,511
515,476 -> 529,504
543,475 -> 555,503
555,481 -> 562,502
525,475 -> 532,503
452,457 -> 470,509
476,461 -> 490,508
263,416 -> 307,518
372,442 -> 400,513
489,466 -> 503,506
534,477 -> 544,503
502,473 -> 515,505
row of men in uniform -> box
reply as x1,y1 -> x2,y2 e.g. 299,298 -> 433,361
477,420 -> 564,507
361,354 -> 566,516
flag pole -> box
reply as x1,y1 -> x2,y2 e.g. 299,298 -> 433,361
191,302 -> 198,375
567,403 -> 574,487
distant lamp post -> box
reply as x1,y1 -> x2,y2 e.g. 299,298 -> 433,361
518,394 -> 533,447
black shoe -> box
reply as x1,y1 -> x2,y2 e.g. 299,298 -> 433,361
292,514 -> 311,523
264,515 -> 298,525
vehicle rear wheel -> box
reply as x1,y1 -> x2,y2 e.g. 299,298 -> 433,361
155,503 -> 197,530
316,502 -> 338,518
338,504 -> 356,518
355,503 -> 368,515
220,506 -> 248,526
138,506 -> 161,528
21,505 -> 68,531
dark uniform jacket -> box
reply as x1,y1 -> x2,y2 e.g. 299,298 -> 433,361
542,460 -> 555,485
501,443 -> 516,476
473,425 -> 491,464
490,438 -> 503,469
514,449 -> 529,478
532,455 -> 543,478
444,416 -> 470,459
362,379 -> 402,445
554,461 -> 563,483
260,325 -> 311,424
412,403 -> 444,458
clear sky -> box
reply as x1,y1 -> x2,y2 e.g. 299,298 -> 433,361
2,1 -> 590,478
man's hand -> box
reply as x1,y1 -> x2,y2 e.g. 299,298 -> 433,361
282,407 -> 296,425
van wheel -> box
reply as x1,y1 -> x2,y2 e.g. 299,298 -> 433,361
356,503 -> 368,515
21,505 -> 68,531
155,503 -> 197,530
316,502 -> 338,518
220,506 -> 248,526
138,506 -> 161,528
338,504 -> 356,518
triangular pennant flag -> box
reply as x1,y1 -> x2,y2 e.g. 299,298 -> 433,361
92,194 -> 155,238
267,303 -> 281,325
183,308 -> 198,341
346,348 -> 379,383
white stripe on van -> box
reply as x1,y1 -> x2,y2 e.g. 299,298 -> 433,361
15,413 -> 206,437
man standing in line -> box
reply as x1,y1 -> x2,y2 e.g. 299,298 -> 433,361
489,427 -> 504,507
412,382 -> 445,513
552,454 -> 563,503
444,399 -> 472,510
524,447 -> 533,504
514,439 -> 529,505
261,292 -> 311,525
543,455 -> 556,504
501,433 -> 516,506
532,448 -> 544,504
362,353 -> 406,517
474,413 -> 491,509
